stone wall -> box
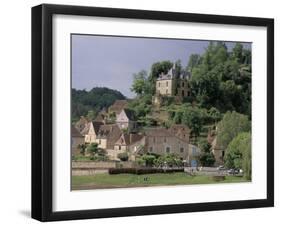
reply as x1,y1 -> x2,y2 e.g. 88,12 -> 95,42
72,161 -> 137,176
72,161 -> 115,169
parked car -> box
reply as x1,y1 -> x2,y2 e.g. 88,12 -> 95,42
217,165 -> 226,171
227,168 -> 239,175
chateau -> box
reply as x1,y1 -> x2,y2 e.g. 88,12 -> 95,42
153,64 -> 191,105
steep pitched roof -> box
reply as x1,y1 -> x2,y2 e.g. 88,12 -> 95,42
75,116 -> 90,133
144,127 -> 173,137
71,125 -> 83,137
169,124 -> 191,134
95,112 -> 106,122
97,124 -> 122,146
157,63 -> 190,81
80,122 -> 91,135
108,100 -> 128,114
98,124 -> 122,141
115,133 -> 144,146
144,127 -> 189,143
92,121 -> 104,134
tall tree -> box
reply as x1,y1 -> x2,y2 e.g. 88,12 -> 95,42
217,111 -> 251,150
130,70 -> 149,96
187,54 -> 201,72
225,132 -> 251,179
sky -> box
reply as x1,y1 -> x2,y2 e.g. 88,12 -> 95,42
72,34 -> 251,98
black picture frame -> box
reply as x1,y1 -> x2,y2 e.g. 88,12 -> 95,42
32,3 -> 274,222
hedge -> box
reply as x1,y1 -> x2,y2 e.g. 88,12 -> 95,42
108,168 -> 184,175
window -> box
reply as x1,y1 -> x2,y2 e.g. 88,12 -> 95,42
222,150 -> 225,157
158,82 -> 160,87
182,90 -> 185,97
149,146 -> 153,152
180,147 -> 184,153
182,82 -> 184,87
166,81 -> 168,87
99,139 -> 101,145
164,137 -> 166,142
166,147 -> 170,153
119,145 -> 121,150
166,89 -> 168,94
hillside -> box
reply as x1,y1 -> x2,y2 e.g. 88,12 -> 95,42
72,87 -> 126,122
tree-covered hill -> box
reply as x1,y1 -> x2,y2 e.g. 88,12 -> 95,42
72,87 -> 126,122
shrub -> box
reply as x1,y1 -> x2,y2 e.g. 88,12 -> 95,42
108,168 -> 136,174
117,152 -> 129,161
108,167 -> 184,175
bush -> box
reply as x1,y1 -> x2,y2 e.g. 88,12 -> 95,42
117,152 -> 129,161
108,167 -> 184,175
108,168 -> 136,174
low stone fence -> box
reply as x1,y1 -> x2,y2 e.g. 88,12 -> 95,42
72,168 -> 108,176
72,161 -> 116,169
72,161 -> 137,176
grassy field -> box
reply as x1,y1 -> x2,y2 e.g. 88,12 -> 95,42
72,173 -> 249,190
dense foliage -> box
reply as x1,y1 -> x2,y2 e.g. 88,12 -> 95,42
117,152 -> 129,161
198,140 -> 216,166
225,132 -> 251,179
217,111 -> 251,150
137,153 -> 183,168
86,143 -> 109,161
72,87 -> 126,122
189,42 -> 251,116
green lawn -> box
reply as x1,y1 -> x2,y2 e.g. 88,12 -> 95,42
72,173 -> 249,190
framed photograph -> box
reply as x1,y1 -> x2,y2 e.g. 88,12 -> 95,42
32,4 -> 274,221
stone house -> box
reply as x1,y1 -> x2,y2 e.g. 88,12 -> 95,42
116,109 -> 137,131
113,133 -> 145,161
95,124 -> 122,150
94,110 -> 107,124
169,124 -> 190,143
153,64 -> 191,105
71,125 -> 84,156
83,121 -> 104,144
74,116 -> 90,133
144,127 -> 190,160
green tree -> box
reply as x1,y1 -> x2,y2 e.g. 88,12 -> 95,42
232,43 -> 243,63
86,143 -> 108,161
181,106 -> 206,138
130,70 -> 149,96
217,111 -> 251,150
77,143 -> 88,156
187,54 -> 201,72
140,154 -> 157,167
198,140 -> 215,166
72,87 -> 125,122
225,132 -> 251,179
208,107 -> 222,124
86,143 -> 99,156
